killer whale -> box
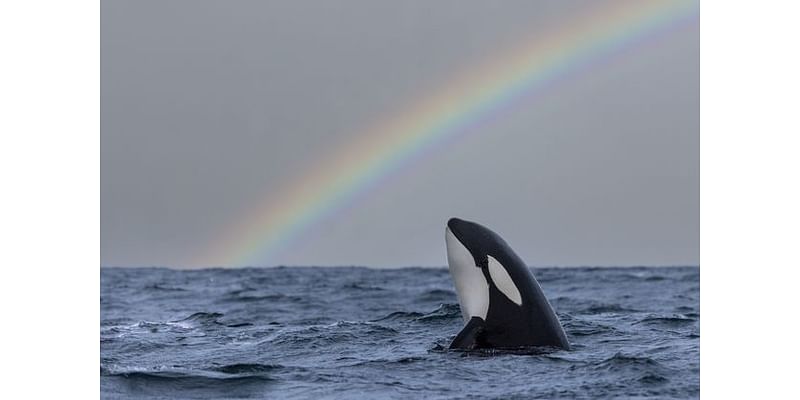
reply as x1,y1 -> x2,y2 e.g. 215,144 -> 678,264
445,217 -> 570,350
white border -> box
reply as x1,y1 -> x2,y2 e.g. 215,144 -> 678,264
702,0 -> 800,397
0,1 -> 98,398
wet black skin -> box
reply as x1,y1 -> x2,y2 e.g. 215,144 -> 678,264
447,217 -> 570,350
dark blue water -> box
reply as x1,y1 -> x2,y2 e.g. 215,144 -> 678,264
101,266 -> 699,399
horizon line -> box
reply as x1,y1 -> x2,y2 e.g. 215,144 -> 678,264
100,264 -> 700,270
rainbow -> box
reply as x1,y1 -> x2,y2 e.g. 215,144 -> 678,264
200,0 -> 698,267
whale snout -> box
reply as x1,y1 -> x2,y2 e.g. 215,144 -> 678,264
447,217 -> 490,245
447,217 -> 462,230
446,217 -> 470,238
447,217 -> 464,224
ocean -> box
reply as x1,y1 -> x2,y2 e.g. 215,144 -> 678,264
100,266 -> 699,399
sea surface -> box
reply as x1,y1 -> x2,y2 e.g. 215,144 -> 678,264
101,266 -> 699,399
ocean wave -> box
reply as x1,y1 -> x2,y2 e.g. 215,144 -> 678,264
563,318 -> 621,337
371,311 -> 425,322
580,352 -> 677,390
416,288 -> 456,301
225,292 -> 306,303
101,368 -> 276,398
342,282 -> 386,291
267,321 -> 399,346
618,271 -> 673,281
583,303 -> 639,314
172,312 -> 224,325
101,313 -> 256,336
344,356 -> 427,368
633,314 -> 697,327
143,283 -> 188,292
371,303 -> 461,323
210,363 -> 285,375
414,303 -> 461,321
102,362 -> 288,380
638,373 -> 670,384
588,352 -> 674,377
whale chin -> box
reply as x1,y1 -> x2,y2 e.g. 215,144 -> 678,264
446,226 -> 489,323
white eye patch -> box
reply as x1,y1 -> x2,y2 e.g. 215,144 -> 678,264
487,255 -> 522,305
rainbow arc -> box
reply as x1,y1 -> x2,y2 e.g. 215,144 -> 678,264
199,0 -> 698,267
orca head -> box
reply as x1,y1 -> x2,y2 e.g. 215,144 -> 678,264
446,217 -> 524,322
446,218 -> 496,267
446,217 -> 571,350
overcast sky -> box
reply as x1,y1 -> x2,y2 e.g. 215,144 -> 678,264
101,0 -> 698,268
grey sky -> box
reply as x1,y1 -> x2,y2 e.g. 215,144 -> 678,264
101,0 -> 699,268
